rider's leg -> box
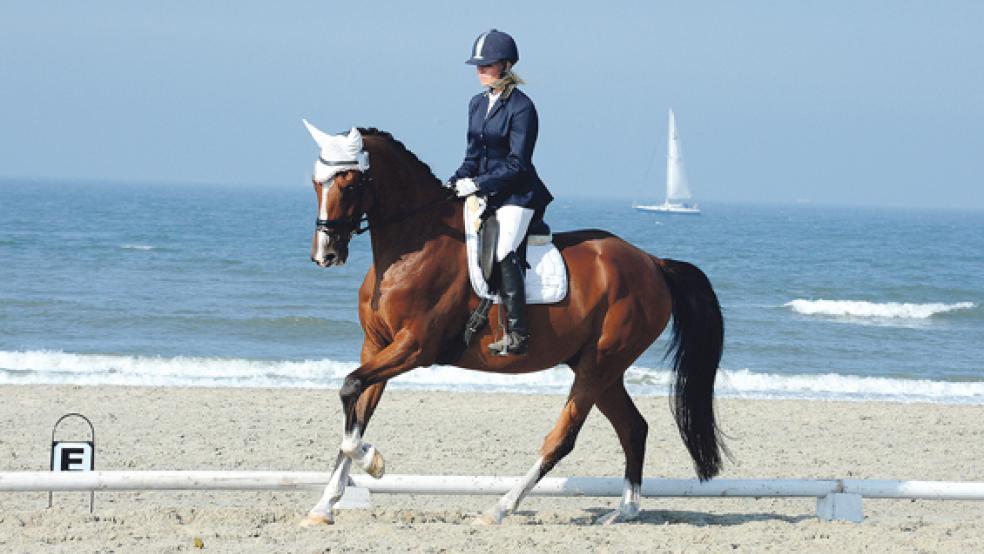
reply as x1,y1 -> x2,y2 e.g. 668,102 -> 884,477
488,205 -> 534,356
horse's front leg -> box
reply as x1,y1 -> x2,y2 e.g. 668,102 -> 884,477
300,451 -> 352,527
303,331 -> 424,525
338,379 -> 386,479
301,381 -> 387,526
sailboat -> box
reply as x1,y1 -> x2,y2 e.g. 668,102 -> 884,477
633,109 -> 701,215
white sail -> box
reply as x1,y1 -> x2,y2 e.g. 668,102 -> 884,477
632,108 -> 700,214
666,109 -> 692,201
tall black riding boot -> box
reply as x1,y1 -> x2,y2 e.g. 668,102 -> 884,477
488,252 -> 529,356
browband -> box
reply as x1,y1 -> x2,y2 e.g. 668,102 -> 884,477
319,157 -> 359,166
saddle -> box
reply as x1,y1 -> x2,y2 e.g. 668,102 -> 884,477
462,196 -> 568,345
477,211 -> 552,284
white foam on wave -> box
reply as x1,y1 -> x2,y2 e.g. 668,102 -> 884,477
121,244 -> 155,251
0,350 -> 353,388
0,350 -> 575,393
785,299 -> 976,319
714,369 -> 984,404
2,350 -> 982,404
624,367 -> 984,404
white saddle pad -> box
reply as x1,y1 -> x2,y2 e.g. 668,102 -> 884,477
464,196 -> 568,304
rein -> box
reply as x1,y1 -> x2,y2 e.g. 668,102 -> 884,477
316,170 -> 456,236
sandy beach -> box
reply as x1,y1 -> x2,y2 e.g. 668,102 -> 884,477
1,384 -> 981,553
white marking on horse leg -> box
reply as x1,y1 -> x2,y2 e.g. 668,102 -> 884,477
337,425 -> 385,478
475,457 -> 543,525
306,452 -> 353,520
339,426 -> 362,458
595,479 -> 641,525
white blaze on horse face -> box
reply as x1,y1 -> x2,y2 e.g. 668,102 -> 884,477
315,231 -> 332,263
314,182 -> 333,263
319,182 -> 331,221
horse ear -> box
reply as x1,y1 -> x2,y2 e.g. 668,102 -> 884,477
347,127 -> 364,151
302,119 -> 331,148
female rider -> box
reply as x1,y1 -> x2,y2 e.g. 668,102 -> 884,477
449,29 -> 554,356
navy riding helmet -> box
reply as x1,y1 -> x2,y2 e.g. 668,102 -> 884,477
465,29 -> 518,66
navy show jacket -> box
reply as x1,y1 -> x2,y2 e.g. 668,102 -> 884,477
451,88 -> 554,210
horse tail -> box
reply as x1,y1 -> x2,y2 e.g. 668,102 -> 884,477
656,257 -> 727,481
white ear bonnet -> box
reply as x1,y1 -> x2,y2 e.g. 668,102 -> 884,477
302,120 -> 370,184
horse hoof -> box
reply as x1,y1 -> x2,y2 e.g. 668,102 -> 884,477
471,507 -> 503,526
299,513 -> 333,527
365,449 -> 385,479
471,513 -> 499,526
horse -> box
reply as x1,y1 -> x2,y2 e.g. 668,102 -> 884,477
300,126 -> 726,527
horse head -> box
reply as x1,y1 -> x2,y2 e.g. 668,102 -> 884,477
303,121 -> 456,269
303,121 -> 373,268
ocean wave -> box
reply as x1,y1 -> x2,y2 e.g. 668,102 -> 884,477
0,350 -> 352,385
1,350 -> 982,404
121,244 -> 156,251
714,369 -> 984,404
784,299 -> 976,319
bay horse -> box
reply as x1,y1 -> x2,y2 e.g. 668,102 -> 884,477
301,127 -> 725,526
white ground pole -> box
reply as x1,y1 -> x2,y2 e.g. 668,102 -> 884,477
3,472 -> 984,523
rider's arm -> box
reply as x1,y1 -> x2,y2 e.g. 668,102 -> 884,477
474,102 -> 537,196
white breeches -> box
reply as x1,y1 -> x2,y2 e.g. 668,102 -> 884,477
495,205 -> 534,261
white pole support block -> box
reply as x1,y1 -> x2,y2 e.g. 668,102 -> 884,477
817,492 -> 863,522
335,486 -> 371,510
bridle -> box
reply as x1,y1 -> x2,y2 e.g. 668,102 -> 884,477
315,165 -> 377,236
315,163 -> 456,238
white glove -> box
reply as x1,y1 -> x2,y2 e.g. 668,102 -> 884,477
454,178 -> 479,197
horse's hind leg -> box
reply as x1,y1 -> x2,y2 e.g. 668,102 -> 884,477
474,376 -> 600,525
302,381 -> 387,527
593,379 -> 648,525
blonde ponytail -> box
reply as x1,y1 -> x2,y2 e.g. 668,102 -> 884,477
490,69 -> 525,98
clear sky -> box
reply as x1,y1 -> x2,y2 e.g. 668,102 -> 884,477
2,1 -> 982,209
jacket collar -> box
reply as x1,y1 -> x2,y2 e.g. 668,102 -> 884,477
484,87 -> 513,121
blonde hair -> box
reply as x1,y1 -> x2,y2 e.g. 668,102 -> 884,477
489,65 -> 525,98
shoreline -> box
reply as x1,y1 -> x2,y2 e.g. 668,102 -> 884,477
1,384 -> 982,552
3,362 -> 984,406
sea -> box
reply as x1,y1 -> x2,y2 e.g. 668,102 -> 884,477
2,180 -> 982,404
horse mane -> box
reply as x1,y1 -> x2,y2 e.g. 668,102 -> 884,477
357,127 -> 441,186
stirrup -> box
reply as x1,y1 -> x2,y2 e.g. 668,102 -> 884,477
488,331 -> 529,356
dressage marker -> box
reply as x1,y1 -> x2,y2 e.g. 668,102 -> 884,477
48,413 -> 96,513
2,471 -> 983,523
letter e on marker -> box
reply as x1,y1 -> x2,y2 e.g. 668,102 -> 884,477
51,441 -> 94,471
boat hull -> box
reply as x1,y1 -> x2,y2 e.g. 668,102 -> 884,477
633,204 -> 702,215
